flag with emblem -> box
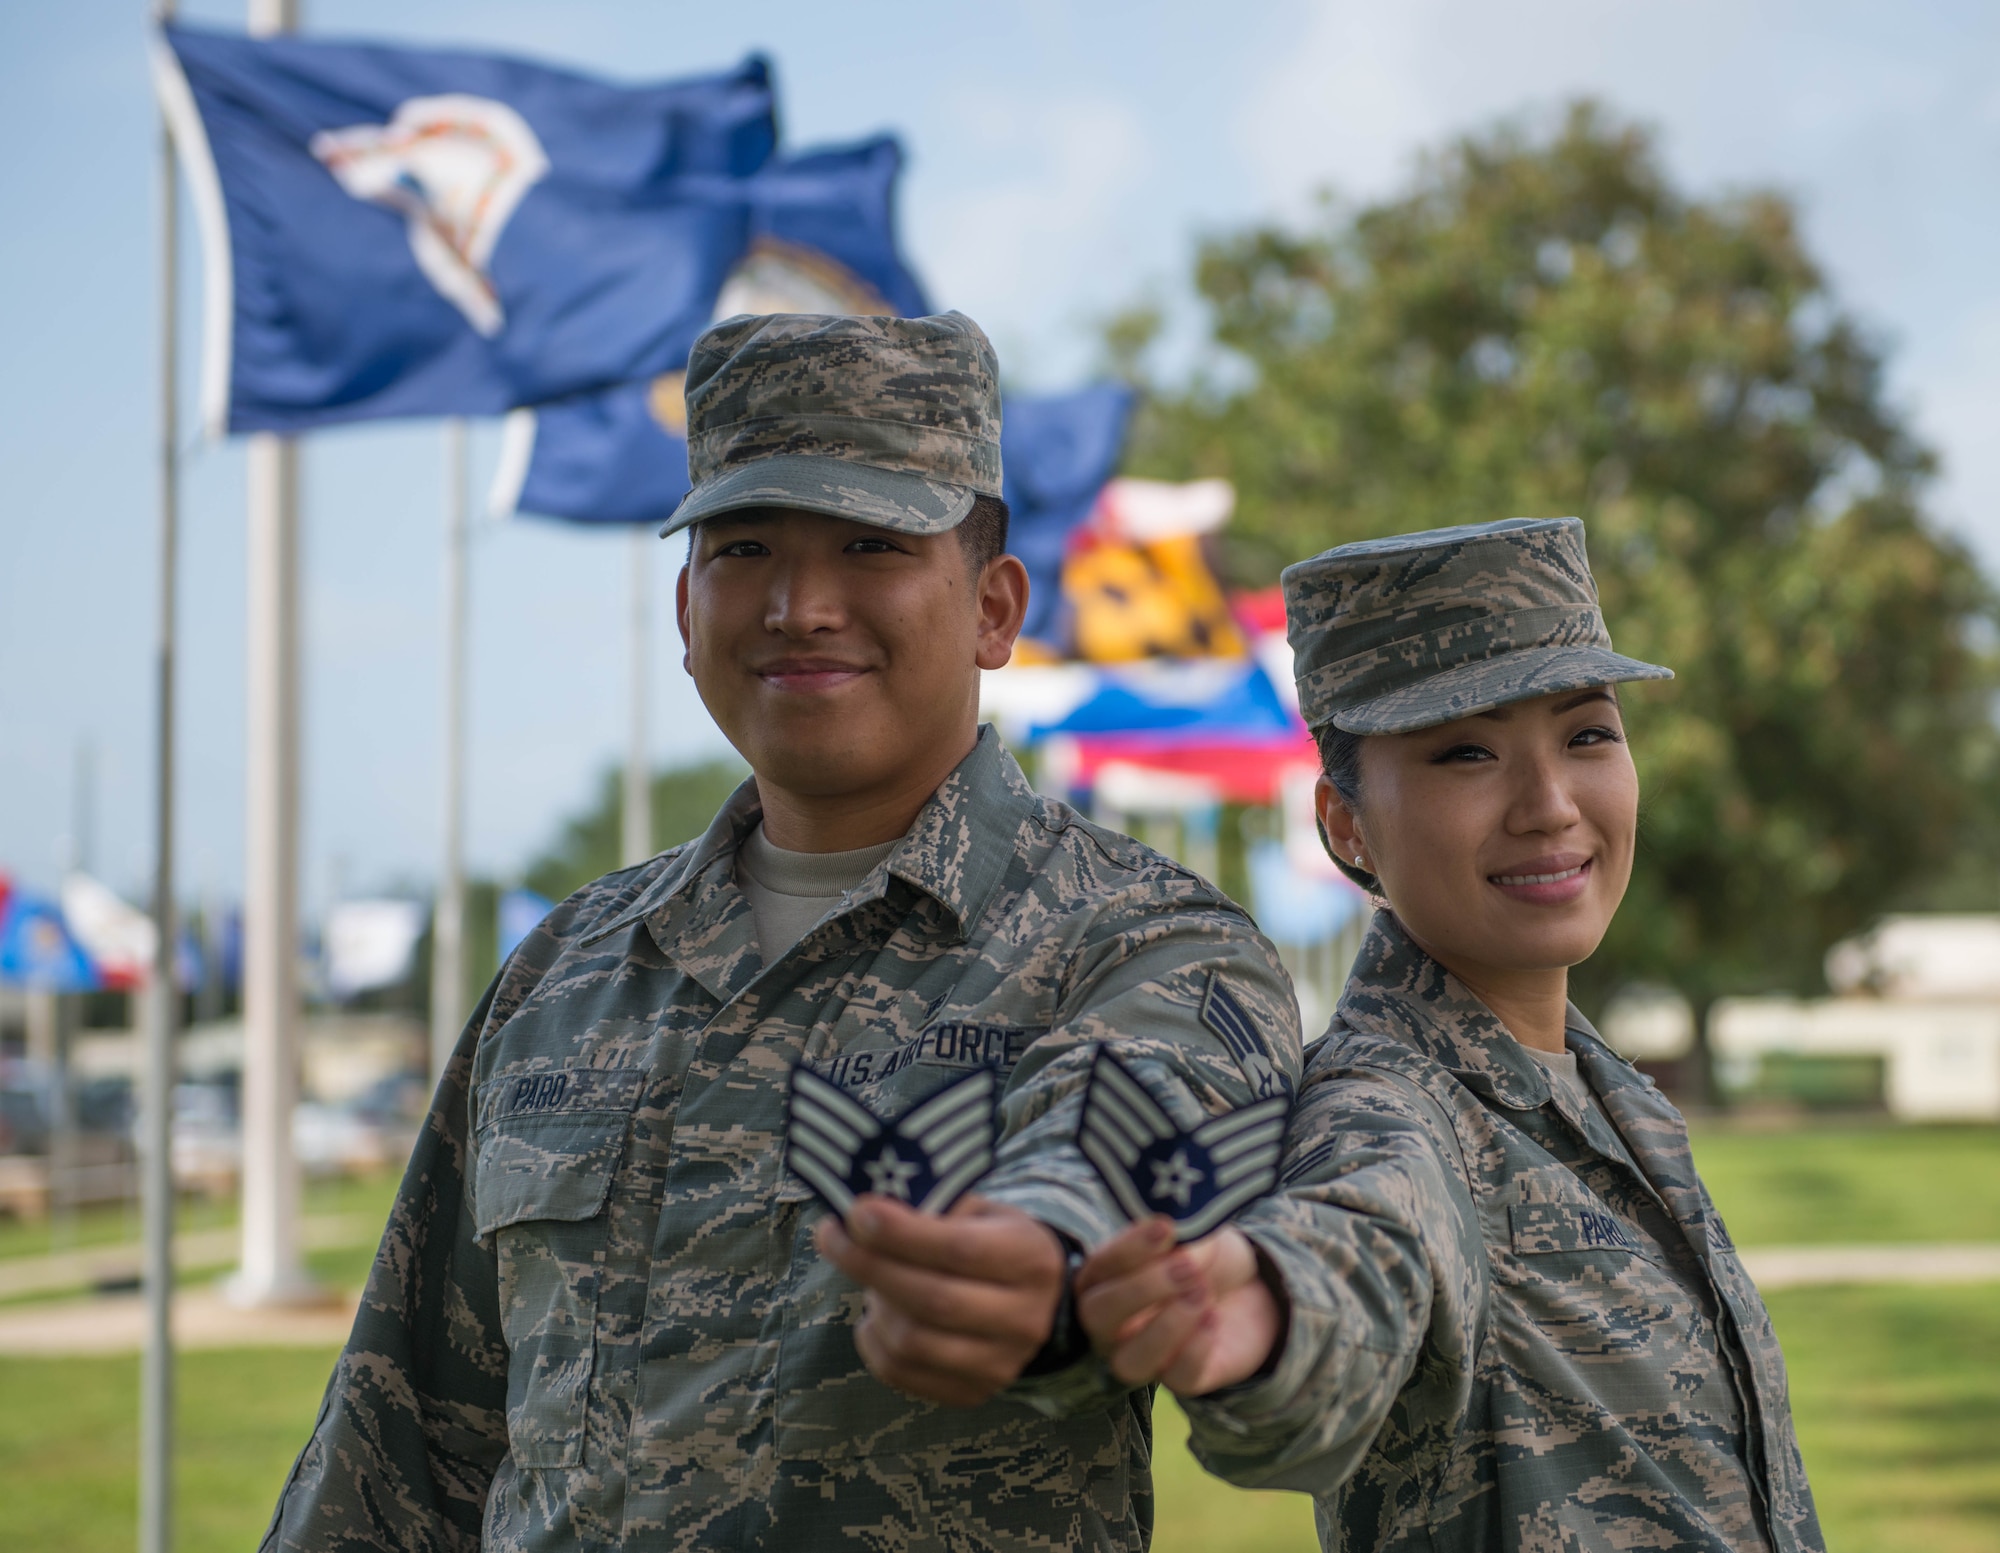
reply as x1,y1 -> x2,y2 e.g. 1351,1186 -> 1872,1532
1076,1045 -> 1289,1242
153,22 -> 775,434
492,135 -> 930,525
784,1064 -> 998,1218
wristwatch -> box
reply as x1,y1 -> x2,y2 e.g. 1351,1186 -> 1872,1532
1021,1243 -> 1091,1377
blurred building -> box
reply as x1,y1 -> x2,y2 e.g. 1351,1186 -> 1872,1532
1709,914 -> 2000,1121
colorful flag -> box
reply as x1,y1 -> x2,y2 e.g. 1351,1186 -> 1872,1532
492,136 -> 929,525
1003,384 -> 1135,650
60,873 -> 156,991
155,23 -> 776,433
1063,479 -> 1245,662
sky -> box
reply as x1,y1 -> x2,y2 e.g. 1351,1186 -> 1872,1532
3,0 -> 1997,915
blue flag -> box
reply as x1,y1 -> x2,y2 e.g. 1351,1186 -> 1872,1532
0,895 -> 100,994
154,23 -> 776,433
497,888 -> 555,961
494,136 -> 930,525
1001,384 -> 1135,645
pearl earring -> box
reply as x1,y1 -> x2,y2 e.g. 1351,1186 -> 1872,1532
1354,855 -> 1366,868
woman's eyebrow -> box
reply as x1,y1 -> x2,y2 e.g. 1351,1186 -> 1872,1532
1552,689 -> 1619,713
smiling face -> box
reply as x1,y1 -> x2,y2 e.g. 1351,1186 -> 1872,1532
677,507 -> 1027,847
1317,688 -> 1639,985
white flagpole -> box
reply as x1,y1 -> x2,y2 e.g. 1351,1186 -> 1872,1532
232,0 -> 312,1310
622,527 -> 652,868
431,420 -> 470,1079
142,2 -> 180,1545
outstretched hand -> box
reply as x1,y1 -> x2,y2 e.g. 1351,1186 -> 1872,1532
816,1193 -> 1066,1408
1074,1218 -> 1284,1397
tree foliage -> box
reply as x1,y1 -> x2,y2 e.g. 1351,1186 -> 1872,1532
1114,103 -> 1999,1015
524,758 -> 749,905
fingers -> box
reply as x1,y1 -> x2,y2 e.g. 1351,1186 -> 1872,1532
1180,1226 -> 1260,1295
1073,1217 -> 1175,1297
1077,1247 -> 1205,1349
853,1294 -> 1024,1408
843,1195 -> 1063,1286
1106,1288 -> 1210,1386
817,1216 -> 1054,1348
1160,1271 -> 1285,1398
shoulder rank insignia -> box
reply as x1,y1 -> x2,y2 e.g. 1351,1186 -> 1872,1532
785,1063 -> 999,1217
1076,1045 -> 1290,1242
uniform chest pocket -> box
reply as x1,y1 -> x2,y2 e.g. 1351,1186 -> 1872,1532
474,1066 -> 644,1470
1509,1199 -> 1648,1258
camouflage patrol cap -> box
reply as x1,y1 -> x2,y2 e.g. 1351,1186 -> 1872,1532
1282,517 -> 1672,735
661,310 -> 1003,539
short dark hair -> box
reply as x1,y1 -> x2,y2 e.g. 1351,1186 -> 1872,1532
956,493 -> 1010,572
1314,723 -> 1365,810
1312,722 -> 1380,892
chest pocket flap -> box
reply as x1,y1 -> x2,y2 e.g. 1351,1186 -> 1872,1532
474,1066 -> 645,1242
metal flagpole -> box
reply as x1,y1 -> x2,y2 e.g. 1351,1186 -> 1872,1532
232,0 -> 312,1308
142,1 -> 181,1542
431,420 -> 469,1080
622,528 -> 652,868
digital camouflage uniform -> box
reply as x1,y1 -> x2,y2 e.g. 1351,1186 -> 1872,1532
1174,519 -> 1821,1552
259,307 -> 1303,1553
1185,912 -> 1821,1553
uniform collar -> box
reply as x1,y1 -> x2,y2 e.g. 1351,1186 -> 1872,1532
583,724 -> 1031,962
1335,909 -> 1560,1111
879,725 -> 1033,939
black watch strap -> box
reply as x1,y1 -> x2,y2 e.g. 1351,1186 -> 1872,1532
1020,1245 -> 1092,1377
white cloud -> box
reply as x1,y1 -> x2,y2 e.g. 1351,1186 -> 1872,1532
909,92 -> 1152,385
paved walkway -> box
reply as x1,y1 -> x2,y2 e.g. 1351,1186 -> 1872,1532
0,1284 -> 359,1355
0,1212 -> 379,1302
1738,1242 -> 2000,1290
1,1237 -> 1995,1357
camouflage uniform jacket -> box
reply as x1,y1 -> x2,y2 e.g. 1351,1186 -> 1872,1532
1184,911 -> 1823,1553
260,728 -> 1301,1553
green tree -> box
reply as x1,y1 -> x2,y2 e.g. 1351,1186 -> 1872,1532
1114,103 -> 1999,1037
522,757 -> 749,904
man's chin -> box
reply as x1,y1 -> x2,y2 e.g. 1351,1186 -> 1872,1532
749,743 -> 890,801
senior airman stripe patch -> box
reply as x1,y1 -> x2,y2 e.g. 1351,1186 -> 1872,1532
1201,972 -> 1291,1100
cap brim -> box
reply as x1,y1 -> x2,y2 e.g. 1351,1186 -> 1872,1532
1327,644 -> 1673,735
660,453 -> 977,539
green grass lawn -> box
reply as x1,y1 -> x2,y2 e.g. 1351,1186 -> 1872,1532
1,1281 -> 1992,1553
0,1171 -> 401,1309
2,1127 -> 1996,1551
1689,1121 -> 2000,1245
0,1170 -> 402,1265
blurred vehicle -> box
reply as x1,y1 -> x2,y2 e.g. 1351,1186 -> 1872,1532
0,1083 -> 50,1156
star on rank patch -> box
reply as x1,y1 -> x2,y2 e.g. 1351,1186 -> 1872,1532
1076,1046 -> 1290,1242
784,1063 -> 1000,1217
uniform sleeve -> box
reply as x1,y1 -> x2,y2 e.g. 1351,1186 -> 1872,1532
975,885 -> 1304,1415
259,983 -> 510,1553
1177,1061 -> 1481,1495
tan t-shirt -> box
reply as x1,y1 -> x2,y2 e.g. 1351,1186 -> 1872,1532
1522,1042 -> 1615,1131
734,824 -> 899,962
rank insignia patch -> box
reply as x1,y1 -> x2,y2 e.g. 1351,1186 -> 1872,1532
1076,1046 -> 1290,1242
785,1063 -> 999,1217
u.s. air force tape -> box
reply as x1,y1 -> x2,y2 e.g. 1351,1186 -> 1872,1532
1075,1045 -> 1290,1242
784,1063 -> 1000,1217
